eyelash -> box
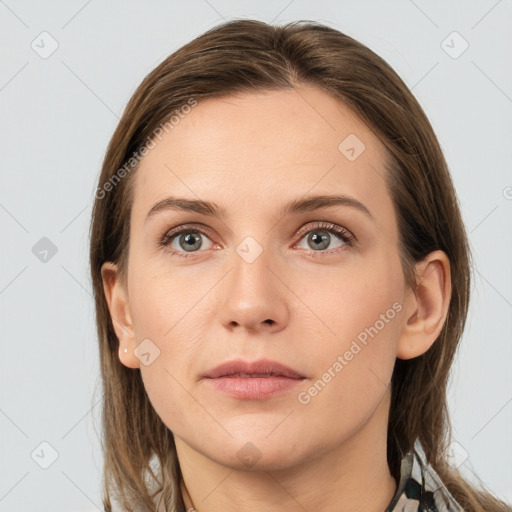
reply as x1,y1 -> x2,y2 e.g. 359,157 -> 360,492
159,221 -> 357,259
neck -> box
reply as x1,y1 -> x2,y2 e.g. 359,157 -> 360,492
176,393 -> 396,512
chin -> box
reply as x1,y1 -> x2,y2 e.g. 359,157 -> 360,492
204,433 -> 310,472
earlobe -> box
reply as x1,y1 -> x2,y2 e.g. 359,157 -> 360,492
397,250 -> 451,360
101,262 -> 140,369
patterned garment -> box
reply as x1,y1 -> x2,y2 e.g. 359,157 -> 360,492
154,438 -> 464,511
386,438 -> 464,512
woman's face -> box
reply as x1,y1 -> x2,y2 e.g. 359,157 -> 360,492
116,85 -> 412,470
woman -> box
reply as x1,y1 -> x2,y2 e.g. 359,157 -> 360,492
89,19 -> 511,512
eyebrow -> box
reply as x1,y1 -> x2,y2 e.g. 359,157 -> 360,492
145,194 -> 372,222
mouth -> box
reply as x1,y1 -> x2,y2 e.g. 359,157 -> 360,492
223,372 -> 295,378
202,359 -> 306,399
203,358 -> 305,380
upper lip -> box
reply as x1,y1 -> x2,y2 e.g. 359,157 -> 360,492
203,358 -> 305,379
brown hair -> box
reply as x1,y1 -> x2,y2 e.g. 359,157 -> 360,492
89,19 -> 510,512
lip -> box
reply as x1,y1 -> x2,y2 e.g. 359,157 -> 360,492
202,358 -> 306,399
203,358 -> 305,379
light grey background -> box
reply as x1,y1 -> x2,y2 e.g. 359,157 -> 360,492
1,1 -> 511,510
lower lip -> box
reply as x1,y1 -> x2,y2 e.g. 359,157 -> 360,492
205,376 -> 304,399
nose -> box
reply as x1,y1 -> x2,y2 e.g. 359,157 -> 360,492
216,243 -> 289,334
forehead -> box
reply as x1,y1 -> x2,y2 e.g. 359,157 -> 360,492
131,85 -> 393,222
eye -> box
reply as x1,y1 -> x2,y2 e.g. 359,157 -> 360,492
294,221 -> 356,254
159,224 -> 216,257
159,221 -> 356,258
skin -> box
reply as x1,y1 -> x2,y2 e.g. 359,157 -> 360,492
102,84 -> 451,512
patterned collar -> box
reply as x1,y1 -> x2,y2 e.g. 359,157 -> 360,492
386,439 -> 464,511
155,439 -> 464,511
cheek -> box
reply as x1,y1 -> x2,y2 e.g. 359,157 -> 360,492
127,261 -> 218,426
129,257 -> 211,340
303,251 -> 404,352
296,253 -> 404,422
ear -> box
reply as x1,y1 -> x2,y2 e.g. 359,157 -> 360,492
101,262 -> 140,369
397,250 -> 451,360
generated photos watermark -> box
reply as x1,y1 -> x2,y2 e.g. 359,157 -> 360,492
95,97 -> 198,200
297,301 -> 403,405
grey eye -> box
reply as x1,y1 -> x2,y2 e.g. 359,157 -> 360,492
297,229 -> 345,251
168,231 -> 214,253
